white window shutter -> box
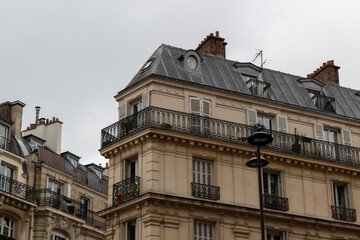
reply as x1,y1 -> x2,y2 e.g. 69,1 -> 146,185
277,115 -> 288,133
190,98 -> 201,115
342,129 -> 352,146
63,183 -> 71,198
314,123 -> 324,140
119,104 -> 127,120
142,91 -> 149,109
247,109 -> 257,126
202,100 -> 211,117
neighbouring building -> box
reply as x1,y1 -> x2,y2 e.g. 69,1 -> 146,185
0,102 -> 108,240
99,32 -> 360,240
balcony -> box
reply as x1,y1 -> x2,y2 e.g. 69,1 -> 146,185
246,79 -> 271,99
0,235 -> 15,240
263,194 -> 289,211
113,177 -> 140,206
0,174 -> 36,203
101,107 -> 360,167
36,189 -> 106,230
331,205 -> 357,222
191,182 -> 220,200
312,94 -> 336,113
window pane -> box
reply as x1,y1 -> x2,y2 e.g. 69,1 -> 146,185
263,172 -> 269,194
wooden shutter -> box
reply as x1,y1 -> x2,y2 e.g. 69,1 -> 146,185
119,104 -> 127,120
247,109 -> 257,126
277,115 -> 288,133
142,91 -> 149,109
202,100 -> 211,117
346,184 -> 351,208
63,183 -> 71,198
190,98 -> 201,115
330,181 -> 335,205
279,172 -> 284,197
314,123 -> 324,140
342,129 -> 352,146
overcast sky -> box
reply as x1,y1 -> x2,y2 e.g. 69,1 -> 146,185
1,0 -> 360,166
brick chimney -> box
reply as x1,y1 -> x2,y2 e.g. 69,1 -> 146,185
307,60 -> 340,85
195,31 -> 227,58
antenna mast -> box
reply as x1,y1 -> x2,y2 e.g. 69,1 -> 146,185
253,50 -> 267,68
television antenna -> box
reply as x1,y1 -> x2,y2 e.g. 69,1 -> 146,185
252,50 -> 270,68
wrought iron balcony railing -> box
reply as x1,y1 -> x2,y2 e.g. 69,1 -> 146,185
36,189 -> 106,230
101,106 -> 360,167
0,235 -> 15,240
263,194 -> 289,211
113,176 -> 140,206
0,136 -> 17,155
191,182 -> 220,201
331,205 -> 357,222
0,174 -> 36,203
246,79 -> 271,99
312,94 -> 336,113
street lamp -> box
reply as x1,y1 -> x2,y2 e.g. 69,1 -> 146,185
246,128 -> 273,240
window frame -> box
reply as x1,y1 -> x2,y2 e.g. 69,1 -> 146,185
0,215 -> 15,238
194,221 -> 214,240
331,181 -> 351,208
262,170 -> 283,197
125,219 -> 137,240
124,157 -> 138,181
192,158 -> 212,186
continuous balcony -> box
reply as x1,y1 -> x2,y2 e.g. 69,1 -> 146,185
101,107 -> 360,167
263,194 -> 289,211
331,205 -> 357,222
113,176 -> 140,206
0,174 -> 36,203
36,189 -> 106,230
191,182 -> 220,200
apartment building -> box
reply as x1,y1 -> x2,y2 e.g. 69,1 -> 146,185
0,102 -> 108,240
100,32 -> 360,240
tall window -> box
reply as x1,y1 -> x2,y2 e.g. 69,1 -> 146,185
257,115 -> 273,130
193,159 -> 212,185
263,171 -> 283,197
125,159 -> 137,181
332,182 -> 351,208
0,164 -> 13,192
0,215 -> 14,239
80,197 -> 90,219
190,98 -> 211,133
323,129 -> 339,158
125,220 -> 137,240
0,124 -> 9,149
47,178 -> 61,194
194,221 -> 214,240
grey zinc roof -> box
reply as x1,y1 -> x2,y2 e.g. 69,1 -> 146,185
126,44 -> 360,121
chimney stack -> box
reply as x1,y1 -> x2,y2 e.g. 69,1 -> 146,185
35,106 -> 41,124
195,31 -> 227,58
307,60 -> 340,85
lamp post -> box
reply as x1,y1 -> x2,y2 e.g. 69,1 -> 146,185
246,128 -> 273,240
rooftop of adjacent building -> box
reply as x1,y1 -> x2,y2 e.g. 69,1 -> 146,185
0,102 -> 108,194
122,31 -> 360,121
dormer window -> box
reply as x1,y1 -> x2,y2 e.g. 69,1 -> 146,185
68,157 -> 78,168
179,50 -> 202,73
187,56 -> 198,70
142,58 -> 154,72
0,123 -> 9,149
61,151 -> 80,168
245,78 -> 271,98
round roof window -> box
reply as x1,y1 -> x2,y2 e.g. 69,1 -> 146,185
187,56 -> 198,70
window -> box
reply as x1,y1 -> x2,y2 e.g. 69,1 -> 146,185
125,220 -> 137,240
0,164 -> 13,192
68,158 -> 78,168
263,171 -> 283,197
194,221 -> 214,240
80,196 -> 90,219
323,128 -> 339,159
47,178 -> 62,194
266,230 -> 285,240
332,182 -> 351,208
0,215 -> 14,239
52,231 -> 67,240
193,158 -> 212,185
0,124 -> 9,149
246,78 -> 271,98
257,115 -> 273,130
125,158 -> 137,181
190,98 -> 211,133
